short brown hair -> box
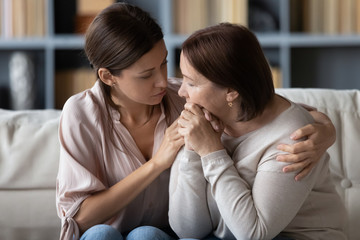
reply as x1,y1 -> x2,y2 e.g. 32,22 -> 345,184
182,23 -> 274,121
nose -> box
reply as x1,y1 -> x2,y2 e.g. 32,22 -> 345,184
155,74 -> 167,88
178,82 -> 187,98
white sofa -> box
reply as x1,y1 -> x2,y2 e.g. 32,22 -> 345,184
0,88 -> 359,240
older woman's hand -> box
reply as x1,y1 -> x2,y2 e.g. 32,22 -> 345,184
178,103 -> 224,156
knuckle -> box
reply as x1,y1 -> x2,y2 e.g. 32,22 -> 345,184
188,102 -> 195,109
291,142 -> 303,153
306,140 -> 315,148
308,124 -> 316,132
291,155 -> 300,162
295,129 -> 303,136
298,161 -> 307,168
287,147 -> 296,154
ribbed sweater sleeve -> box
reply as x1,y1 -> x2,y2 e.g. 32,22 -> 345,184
169,148 -> 213,239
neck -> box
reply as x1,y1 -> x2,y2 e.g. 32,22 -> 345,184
223,95 -> 289,137
111,94 -> 157,127
120,104 -> 156,127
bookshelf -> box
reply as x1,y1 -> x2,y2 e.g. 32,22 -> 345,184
1,0 -> 360,110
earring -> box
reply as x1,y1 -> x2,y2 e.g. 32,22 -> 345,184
112,83 -> 116,87
228,102 -> 233,107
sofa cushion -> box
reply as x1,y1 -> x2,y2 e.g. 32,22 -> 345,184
0,109 -> 62,240
0,109 -> 61,189
277,88 -> 360,240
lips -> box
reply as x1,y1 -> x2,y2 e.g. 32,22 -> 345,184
154,90 -> 167,97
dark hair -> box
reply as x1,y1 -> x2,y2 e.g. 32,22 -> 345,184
85,2 -> 164,102
182,23 -> 275,121
85,2 -> 163,74
84,2 -> 169,148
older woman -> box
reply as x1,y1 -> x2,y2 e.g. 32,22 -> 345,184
169,23 -> 347,240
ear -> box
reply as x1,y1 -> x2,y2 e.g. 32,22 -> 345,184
226,88 -> 239,102
98,68 -> 114,87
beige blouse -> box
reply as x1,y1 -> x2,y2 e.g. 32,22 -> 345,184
56,79 -> 184,240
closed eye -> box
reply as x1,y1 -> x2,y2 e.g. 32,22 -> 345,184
183,78 -> 194,87
139,74 -> 152,79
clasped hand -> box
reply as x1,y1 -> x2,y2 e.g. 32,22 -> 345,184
177,103 -> 224,156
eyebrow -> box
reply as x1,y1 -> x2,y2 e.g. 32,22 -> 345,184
137,51 -> 168,74
182,73 -> 194,81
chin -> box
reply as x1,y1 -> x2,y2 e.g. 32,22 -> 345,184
151,98 -> 165,106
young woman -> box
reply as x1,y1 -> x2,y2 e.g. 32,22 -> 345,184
56,3 -> 337,240
169,23 -> 347,240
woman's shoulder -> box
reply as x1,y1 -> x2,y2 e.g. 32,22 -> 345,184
61,81 -> 104,126
248,98 -> 315,147
274,96 -> 314,128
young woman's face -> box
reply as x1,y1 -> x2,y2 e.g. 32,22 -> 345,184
178,52 -> 229,119
112,40 -> 168,106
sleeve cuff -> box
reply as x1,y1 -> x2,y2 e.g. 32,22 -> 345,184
201,149 -> 230,166
178,149 -> 201,171
182,149 -> 201,162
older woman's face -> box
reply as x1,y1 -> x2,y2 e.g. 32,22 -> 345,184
178,52 -> 229,119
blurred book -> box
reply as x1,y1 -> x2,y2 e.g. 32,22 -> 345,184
174,0 -> 207,35
271,66 -> 282,88
339,0 -> 356,34
303,0 -> 323,33
1,0 -> 46,38
300,0 -> 360,34
174,0 -> 248,34
55,68 -> 96,109
74,0 -> 115,34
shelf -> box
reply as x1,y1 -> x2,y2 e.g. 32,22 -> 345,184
12,33 -> 360,51
284,34 -> 360,47
1,0 -> 360,110
0,36 -> 84,49
51,35 -> 85,49
0,38 -> 49,49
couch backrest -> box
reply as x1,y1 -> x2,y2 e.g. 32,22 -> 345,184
1,88 -> 359,240
0,109 -> 62,240
277,88 -> 360,240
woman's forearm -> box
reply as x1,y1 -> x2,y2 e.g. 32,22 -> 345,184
201,150 -> 313,239
74,118 -> 184,233
74,159 -> 166,233
169,149 -> 213,239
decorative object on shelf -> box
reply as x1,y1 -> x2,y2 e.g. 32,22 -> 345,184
248,3 -> 277,32
9,51 -> 35,110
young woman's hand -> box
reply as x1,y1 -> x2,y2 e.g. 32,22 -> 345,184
178,103 -> 224,156
153,119 -> 184,170
276,111 -> 336,181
